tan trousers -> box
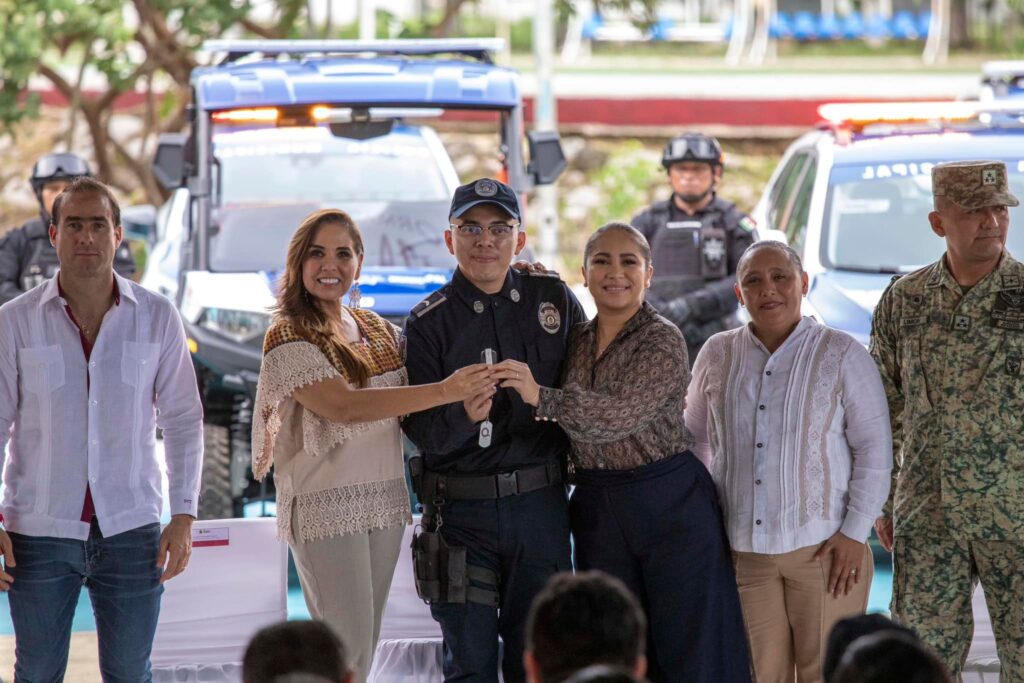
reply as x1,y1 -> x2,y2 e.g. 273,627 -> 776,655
734,542 -> 874,683
290,524 -> 406,683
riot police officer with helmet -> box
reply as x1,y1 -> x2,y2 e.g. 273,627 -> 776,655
0,152 -> 135,305
632,132 -> 754,361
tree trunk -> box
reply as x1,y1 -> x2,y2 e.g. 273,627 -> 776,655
429,0 -> 469,38
949,0 -> 971,48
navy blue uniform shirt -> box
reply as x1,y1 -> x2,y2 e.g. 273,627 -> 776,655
402,267 -> 586,474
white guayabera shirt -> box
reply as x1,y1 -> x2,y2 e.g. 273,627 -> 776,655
685,317 -> 893,555
0,273 -> 203,541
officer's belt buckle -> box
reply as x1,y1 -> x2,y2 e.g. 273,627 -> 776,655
495,471 -> 519,498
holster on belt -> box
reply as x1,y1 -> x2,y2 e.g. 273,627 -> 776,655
410,522 -> 499,608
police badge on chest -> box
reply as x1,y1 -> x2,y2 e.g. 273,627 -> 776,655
700,226 -> 727,278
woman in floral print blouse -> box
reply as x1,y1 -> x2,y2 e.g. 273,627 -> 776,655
493,223 -> 750,683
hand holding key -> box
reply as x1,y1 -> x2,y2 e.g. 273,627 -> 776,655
440,363 -> 496,403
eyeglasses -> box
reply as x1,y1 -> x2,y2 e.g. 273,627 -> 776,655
450,222 -> 518,237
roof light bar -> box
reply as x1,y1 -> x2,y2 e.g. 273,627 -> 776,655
212,107 -> 280,123
202,38 -> 505,63
818,100 -> 1024,132
819,101 -> 981,127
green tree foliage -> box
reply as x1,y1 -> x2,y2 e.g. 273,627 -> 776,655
0,0 -> 308,203
556,0 -> 660,29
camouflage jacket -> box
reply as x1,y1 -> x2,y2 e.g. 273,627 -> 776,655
870,252 -> 1024,540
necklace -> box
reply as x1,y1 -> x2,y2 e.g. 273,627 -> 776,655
68,306 -> 105,339
76,315 -> 99,338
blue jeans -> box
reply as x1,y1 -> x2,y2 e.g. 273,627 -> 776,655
7,520 -> 164,683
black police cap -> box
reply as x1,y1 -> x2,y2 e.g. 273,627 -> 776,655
449,178 -> 520,221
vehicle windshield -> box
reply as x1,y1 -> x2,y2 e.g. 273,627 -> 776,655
823,160 -> 1024,272
208,125 -> 455,272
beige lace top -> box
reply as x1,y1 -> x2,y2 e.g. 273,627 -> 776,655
251,310 -> 411,543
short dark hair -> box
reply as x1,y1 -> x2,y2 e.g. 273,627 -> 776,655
526,571 -> 646,682
823,614 -> 918,682
50,176 -> 121,229
242,620 -> 349,683
832,629 -> 953,683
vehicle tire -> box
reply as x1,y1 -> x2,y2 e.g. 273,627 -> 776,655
229,397 -> 255,515
199,421 -> 234,520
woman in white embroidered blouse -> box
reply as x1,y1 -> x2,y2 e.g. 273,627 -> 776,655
684,240 -> 892,683
250,209 -> 495,683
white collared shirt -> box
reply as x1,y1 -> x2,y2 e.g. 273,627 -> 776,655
0,273 -> 203,540
685,317 -> 892,554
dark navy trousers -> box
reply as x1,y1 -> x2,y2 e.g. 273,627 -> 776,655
430,483 -> 572,682
571,452 -> 751,683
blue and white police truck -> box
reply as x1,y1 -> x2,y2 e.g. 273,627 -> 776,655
146,39 -> 566,518
751,100 -> 1024,346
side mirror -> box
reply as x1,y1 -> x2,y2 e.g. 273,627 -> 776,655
526,130 -> 566,186
121,204 -> 157,243
152,133 -> 189,191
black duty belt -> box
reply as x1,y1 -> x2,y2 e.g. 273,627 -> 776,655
421,461 -> 562,502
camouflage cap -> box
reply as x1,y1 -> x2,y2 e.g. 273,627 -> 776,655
932,160 -> 1020,210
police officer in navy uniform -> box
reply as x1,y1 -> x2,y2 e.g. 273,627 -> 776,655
403,178 -> 585,682
631,132 -> 754,361
0,152 -> 135,305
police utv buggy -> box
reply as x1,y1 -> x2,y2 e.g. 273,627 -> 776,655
148,39 -> 567,519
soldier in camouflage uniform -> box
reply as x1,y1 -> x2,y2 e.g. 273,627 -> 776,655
870,160 -> 1024,681
631,133 -> 755,363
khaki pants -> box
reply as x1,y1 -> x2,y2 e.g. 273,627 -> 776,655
734,543 -> 873,683
290,524 -> 406,683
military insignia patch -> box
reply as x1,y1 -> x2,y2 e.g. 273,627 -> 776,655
1007,357 -> 1022,376
953,314 -> 972,331
738,216 -> 756,233
992,291 -> 1024,330
1000,290 -> 1024,308
538,302 -> 561,334
982,168 -> 999,185
900,315 -> 927,328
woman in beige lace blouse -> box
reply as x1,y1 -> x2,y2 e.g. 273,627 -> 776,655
251,209 -> 494,682
493,223 -> 750,683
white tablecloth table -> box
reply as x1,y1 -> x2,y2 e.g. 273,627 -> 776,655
145,515 -> 999,682
151,517 -> 288,683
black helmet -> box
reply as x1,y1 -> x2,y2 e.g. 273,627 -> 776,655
30,152 -> 92,193
661,133 -> 724,169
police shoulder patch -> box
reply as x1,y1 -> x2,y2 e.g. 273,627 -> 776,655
738,215 -> 756,233
411,288 -> 449,319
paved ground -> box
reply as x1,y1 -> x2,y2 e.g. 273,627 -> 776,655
0,633 -> 101,683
